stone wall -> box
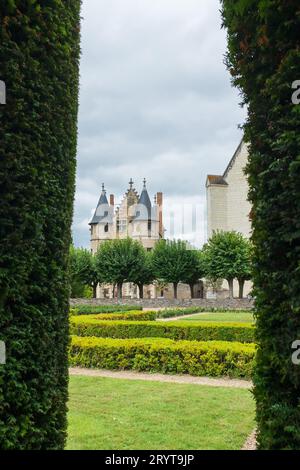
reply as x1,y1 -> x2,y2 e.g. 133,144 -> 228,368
70,297 -> 254,310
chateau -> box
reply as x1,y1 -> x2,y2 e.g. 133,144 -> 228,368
89,179 -> 164,299
206,139 -> 252,297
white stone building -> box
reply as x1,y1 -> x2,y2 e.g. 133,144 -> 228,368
89,179 -> 164,299
89,179 -> 205,300
206,140 -> 252,297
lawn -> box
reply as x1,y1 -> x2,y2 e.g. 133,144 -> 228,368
67,375 -> 255,450
178,311 -> 254,323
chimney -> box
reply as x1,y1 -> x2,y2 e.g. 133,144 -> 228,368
110,194 -> 115,207
156,192 -> 163,238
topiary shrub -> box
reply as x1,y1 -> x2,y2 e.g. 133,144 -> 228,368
70,336 -> 256,379
0,1 -> 81,449
71,304 -> 143,315
221,0 -> 300,449
70,317 -> 255,343
71,311 -> 157,321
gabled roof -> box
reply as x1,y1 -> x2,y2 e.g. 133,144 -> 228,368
206,138 -> 245,188
223,138 -> 244,179
206,174 -> 228,186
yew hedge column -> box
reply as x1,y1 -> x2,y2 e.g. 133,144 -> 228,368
221,0 -> 300,449
0,1 -> 81,449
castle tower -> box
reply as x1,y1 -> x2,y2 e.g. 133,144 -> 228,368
89,184 -> 114,254
89,179 -> 164,299
131,179 -> 160,250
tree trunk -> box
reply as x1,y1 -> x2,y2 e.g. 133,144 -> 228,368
117,282 -> 123,300
112,283 -> 116,299
92,282 -> 97,299
138,284 -> 144,299
238,279 -> 245,299
189,283 -> 194,299
228,279 -> 234,298
173,282 -> 178,299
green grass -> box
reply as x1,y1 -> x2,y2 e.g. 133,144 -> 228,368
67,375 -> 255,450
179,311 -> 254,323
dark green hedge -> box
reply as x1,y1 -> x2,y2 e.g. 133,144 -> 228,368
70,336 -> 256,379
70,317 -> 255,343
221,0 -> 300,449
71,304 -> 143,315
0,1 -> 81,449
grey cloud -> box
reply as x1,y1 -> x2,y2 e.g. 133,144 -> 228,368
73,0 -> 246,248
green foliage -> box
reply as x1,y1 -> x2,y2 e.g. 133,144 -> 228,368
152,240 -> 193,298
221,0 -> 300,449
203,231 -> 252,297
71,310 -> 157,321
70,336 -> 256,378
70,304 -> 143,315
180,249 -> 206,298
95,238 -> 146,299
70,317 -> 255,343
130,250 -> 154,298
69,246 -> 99,298
0,1 -> 81,449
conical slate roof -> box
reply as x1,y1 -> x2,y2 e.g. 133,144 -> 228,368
89,184 -> 113,225
134,179 -> 156,221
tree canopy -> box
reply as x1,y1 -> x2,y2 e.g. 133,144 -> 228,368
95,238 -> 146,299
152,240 -> 192,299
203,231 -> 252,298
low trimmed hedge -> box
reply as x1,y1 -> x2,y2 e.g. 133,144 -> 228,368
70,305 -> 143,315
70,318 -> 255,343
70,336 -> 256,378
84,311 -> 157,321
157,307 -> 253,319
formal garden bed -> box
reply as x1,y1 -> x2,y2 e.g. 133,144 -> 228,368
70,316 -> 255,343
69,305 -> 256,379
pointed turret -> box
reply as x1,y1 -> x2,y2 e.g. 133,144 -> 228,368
89,183 -> 112,225
134,178 -> 152,220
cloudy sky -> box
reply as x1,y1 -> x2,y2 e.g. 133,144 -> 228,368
72,0 -> 246,248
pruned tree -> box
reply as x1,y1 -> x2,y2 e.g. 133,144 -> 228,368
95,238 -> 145,300
180,249 -> 205,298
152,240 -> 191,299
131,250 -> 154,299
69,246 -> 100,298
203,231 -> 252,298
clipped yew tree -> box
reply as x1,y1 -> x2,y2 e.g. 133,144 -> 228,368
0,1 -> 81,449
221,0 -> 300,449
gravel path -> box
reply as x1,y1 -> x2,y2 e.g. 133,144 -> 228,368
156,313 -> 207,322
69,367 -> 252,389
241,429 -> 257,450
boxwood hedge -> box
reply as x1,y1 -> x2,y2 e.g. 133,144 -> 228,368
74,311 -> 157,321
70,317 -> 255,343
0,1 -> 81,450
70,304 -> 143,315
70,336 -> 256,379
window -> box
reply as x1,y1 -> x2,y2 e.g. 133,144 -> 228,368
117,219 -> 127,233
104,223 -> 109,233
